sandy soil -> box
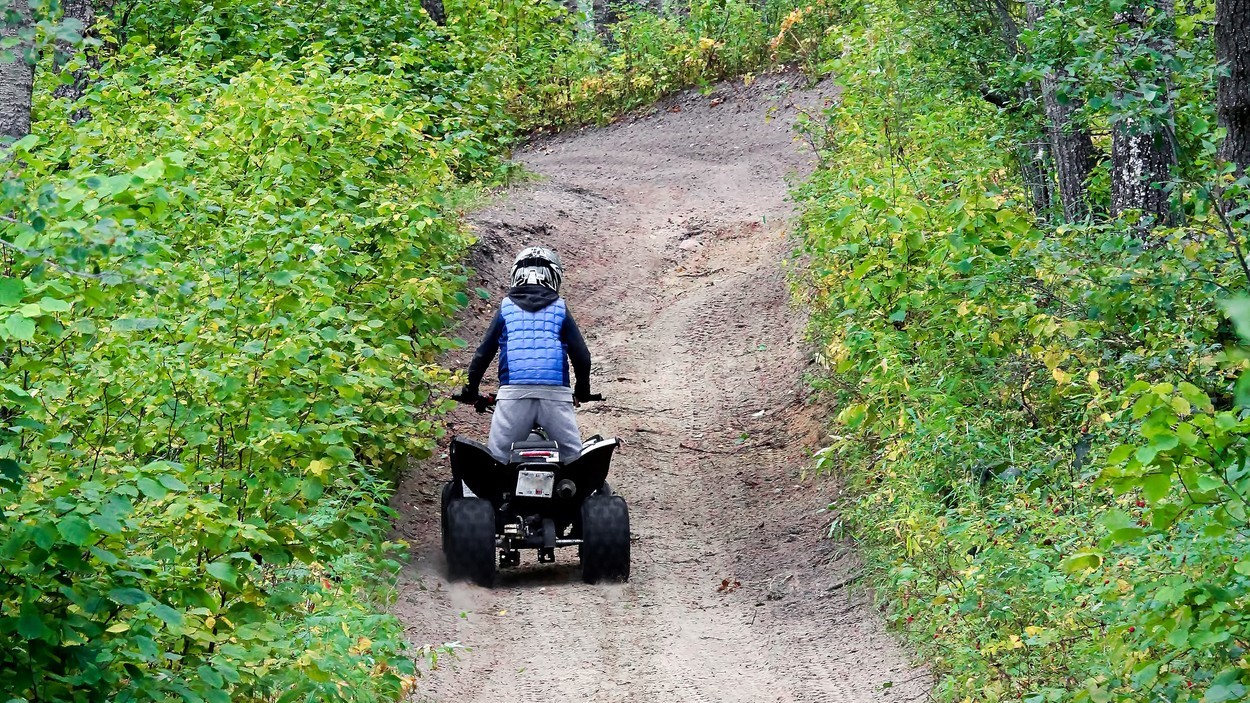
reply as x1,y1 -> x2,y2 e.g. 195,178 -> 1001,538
391,71 -> 930,703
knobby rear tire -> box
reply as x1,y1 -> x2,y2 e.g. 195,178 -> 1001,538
440,481 -> 455,556
445,498 -> 496,587
580,495 -> 630,584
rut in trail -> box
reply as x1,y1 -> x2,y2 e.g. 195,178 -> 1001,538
390,73 -> 930,703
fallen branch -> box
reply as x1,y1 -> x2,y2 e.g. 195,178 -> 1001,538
679,442 -> 742,455
825,571 -> 864,592
677,267 -> 725,278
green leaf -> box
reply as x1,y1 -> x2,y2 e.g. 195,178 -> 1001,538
107,587 -> 150,605
1220,298 -> 1250,341
158,474 -> 188,492
57,515 -> 93,546
1141,472 -> 1171,502
1204,683 -> 1247,703
152,604 -> 184,628
1061,550 -> 1103,573
37,296 -> 71,313
17,608 -> 48,640
1106,445 -> 1135,464
89,511 -> 123,535
206,561 -> 238,587
134,157 -> 166,181
326,445 -> 355,463
4,313 -> 35,341
0,458 -> 22,485
136,477 -> 169,500
475,287 -> 491,299
1235,371 -> 1250,408
269,270 -> 296,285
1150,433 -> 1179,451
198,665 -> 225,688
1108,526 -> 1146,543
112,317 -> 163,332
0,277 -> 25,306
302,476 -> 324,501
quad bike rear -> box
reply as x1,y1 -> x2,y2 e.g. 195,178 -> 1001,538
441,394 -> 630,587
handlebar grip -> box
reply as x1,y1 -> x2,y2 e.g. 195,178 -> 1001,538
473,393 -> 497,413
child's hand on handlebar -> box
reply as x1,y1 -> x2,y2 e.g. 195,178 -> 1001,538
451,389 -> 480,404
574,392 -> 604,407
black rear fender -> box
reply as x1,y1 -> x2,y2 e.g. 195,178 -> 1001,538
450,435 -> 621,504
450,436 -> 506,502
562,437 -> 620,497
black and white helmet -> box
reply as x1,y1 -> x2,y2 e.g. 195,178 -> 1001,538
511,246 -> 564,292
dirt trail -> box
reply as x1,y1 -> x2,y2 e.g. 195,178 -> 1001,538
392,73 -> 930,703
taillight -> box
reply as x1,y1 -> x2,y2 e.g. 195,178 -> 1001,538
520,450 -> 556,458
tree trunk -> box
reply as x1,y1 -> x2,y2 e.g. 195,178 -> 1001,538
1026,1 -> 1098,221
1041,76 -> 1098,220
54,0 -> 96,122
593,0 -> 620,37
1217,0 -> 1250,173
1111,123 -> 1174,223
0,0 -> 35,141
1110,0 -> 1177,228
592,0 -> 662,38
421,0 -> 446,25
984,0 -> 1058,216
1017,134 -> 1057,218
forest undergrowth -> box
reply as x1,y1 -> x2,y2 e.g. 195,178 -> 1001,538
795,1 -> 1250,702
0,0 -> 835,700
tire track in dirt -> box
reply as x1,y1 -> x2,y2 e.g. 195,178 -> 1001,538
391,72 -> 930,703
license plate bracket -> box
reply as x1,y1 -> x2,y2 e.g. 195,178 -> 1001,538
515,470 -> 556,498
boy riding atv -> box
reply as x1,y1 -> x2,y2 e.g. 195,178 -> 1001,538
444,247 -> 628,586
453,246 -> 594,462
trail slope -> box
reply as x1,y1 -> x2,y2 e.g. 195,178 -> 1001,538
393,73 -> 929,703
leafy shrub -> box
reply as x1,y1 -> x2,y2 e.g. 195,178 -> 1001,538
0,15 -> 494,703
1,0 -> 847,700
797,3 -> 1250,702
459,0 -> 844,129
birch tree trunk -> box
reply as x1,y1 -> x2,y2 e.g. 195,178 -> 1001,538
1110,0 -> 1177,228
0,0 -> 35,141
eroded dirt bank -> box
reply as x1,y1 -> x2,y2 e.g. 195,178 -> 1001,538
391,72 -> 930,703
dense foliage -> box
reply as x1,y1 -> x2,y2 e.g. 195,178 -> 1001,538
798,1 -> 1250,702
0,0 -> 829,700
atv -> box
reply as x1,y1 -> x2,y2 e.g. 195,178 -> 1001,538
441,393 -> 630,587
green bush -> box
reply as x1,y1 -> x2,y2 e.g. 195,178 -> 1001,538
462,0 -> 844,129
797,3 -> 1250,702
0,14 -> 495,703
1,0 -> 845,700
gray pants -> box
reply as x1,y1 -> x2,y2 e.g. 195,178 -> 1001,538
488,398 -> 583,463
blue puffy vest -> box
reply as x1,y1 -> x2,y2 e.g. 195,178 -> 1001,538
499,297 -> 569,386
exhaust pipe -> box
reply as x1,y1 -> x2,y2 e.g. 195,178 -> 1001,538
555,479 -> 577,499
